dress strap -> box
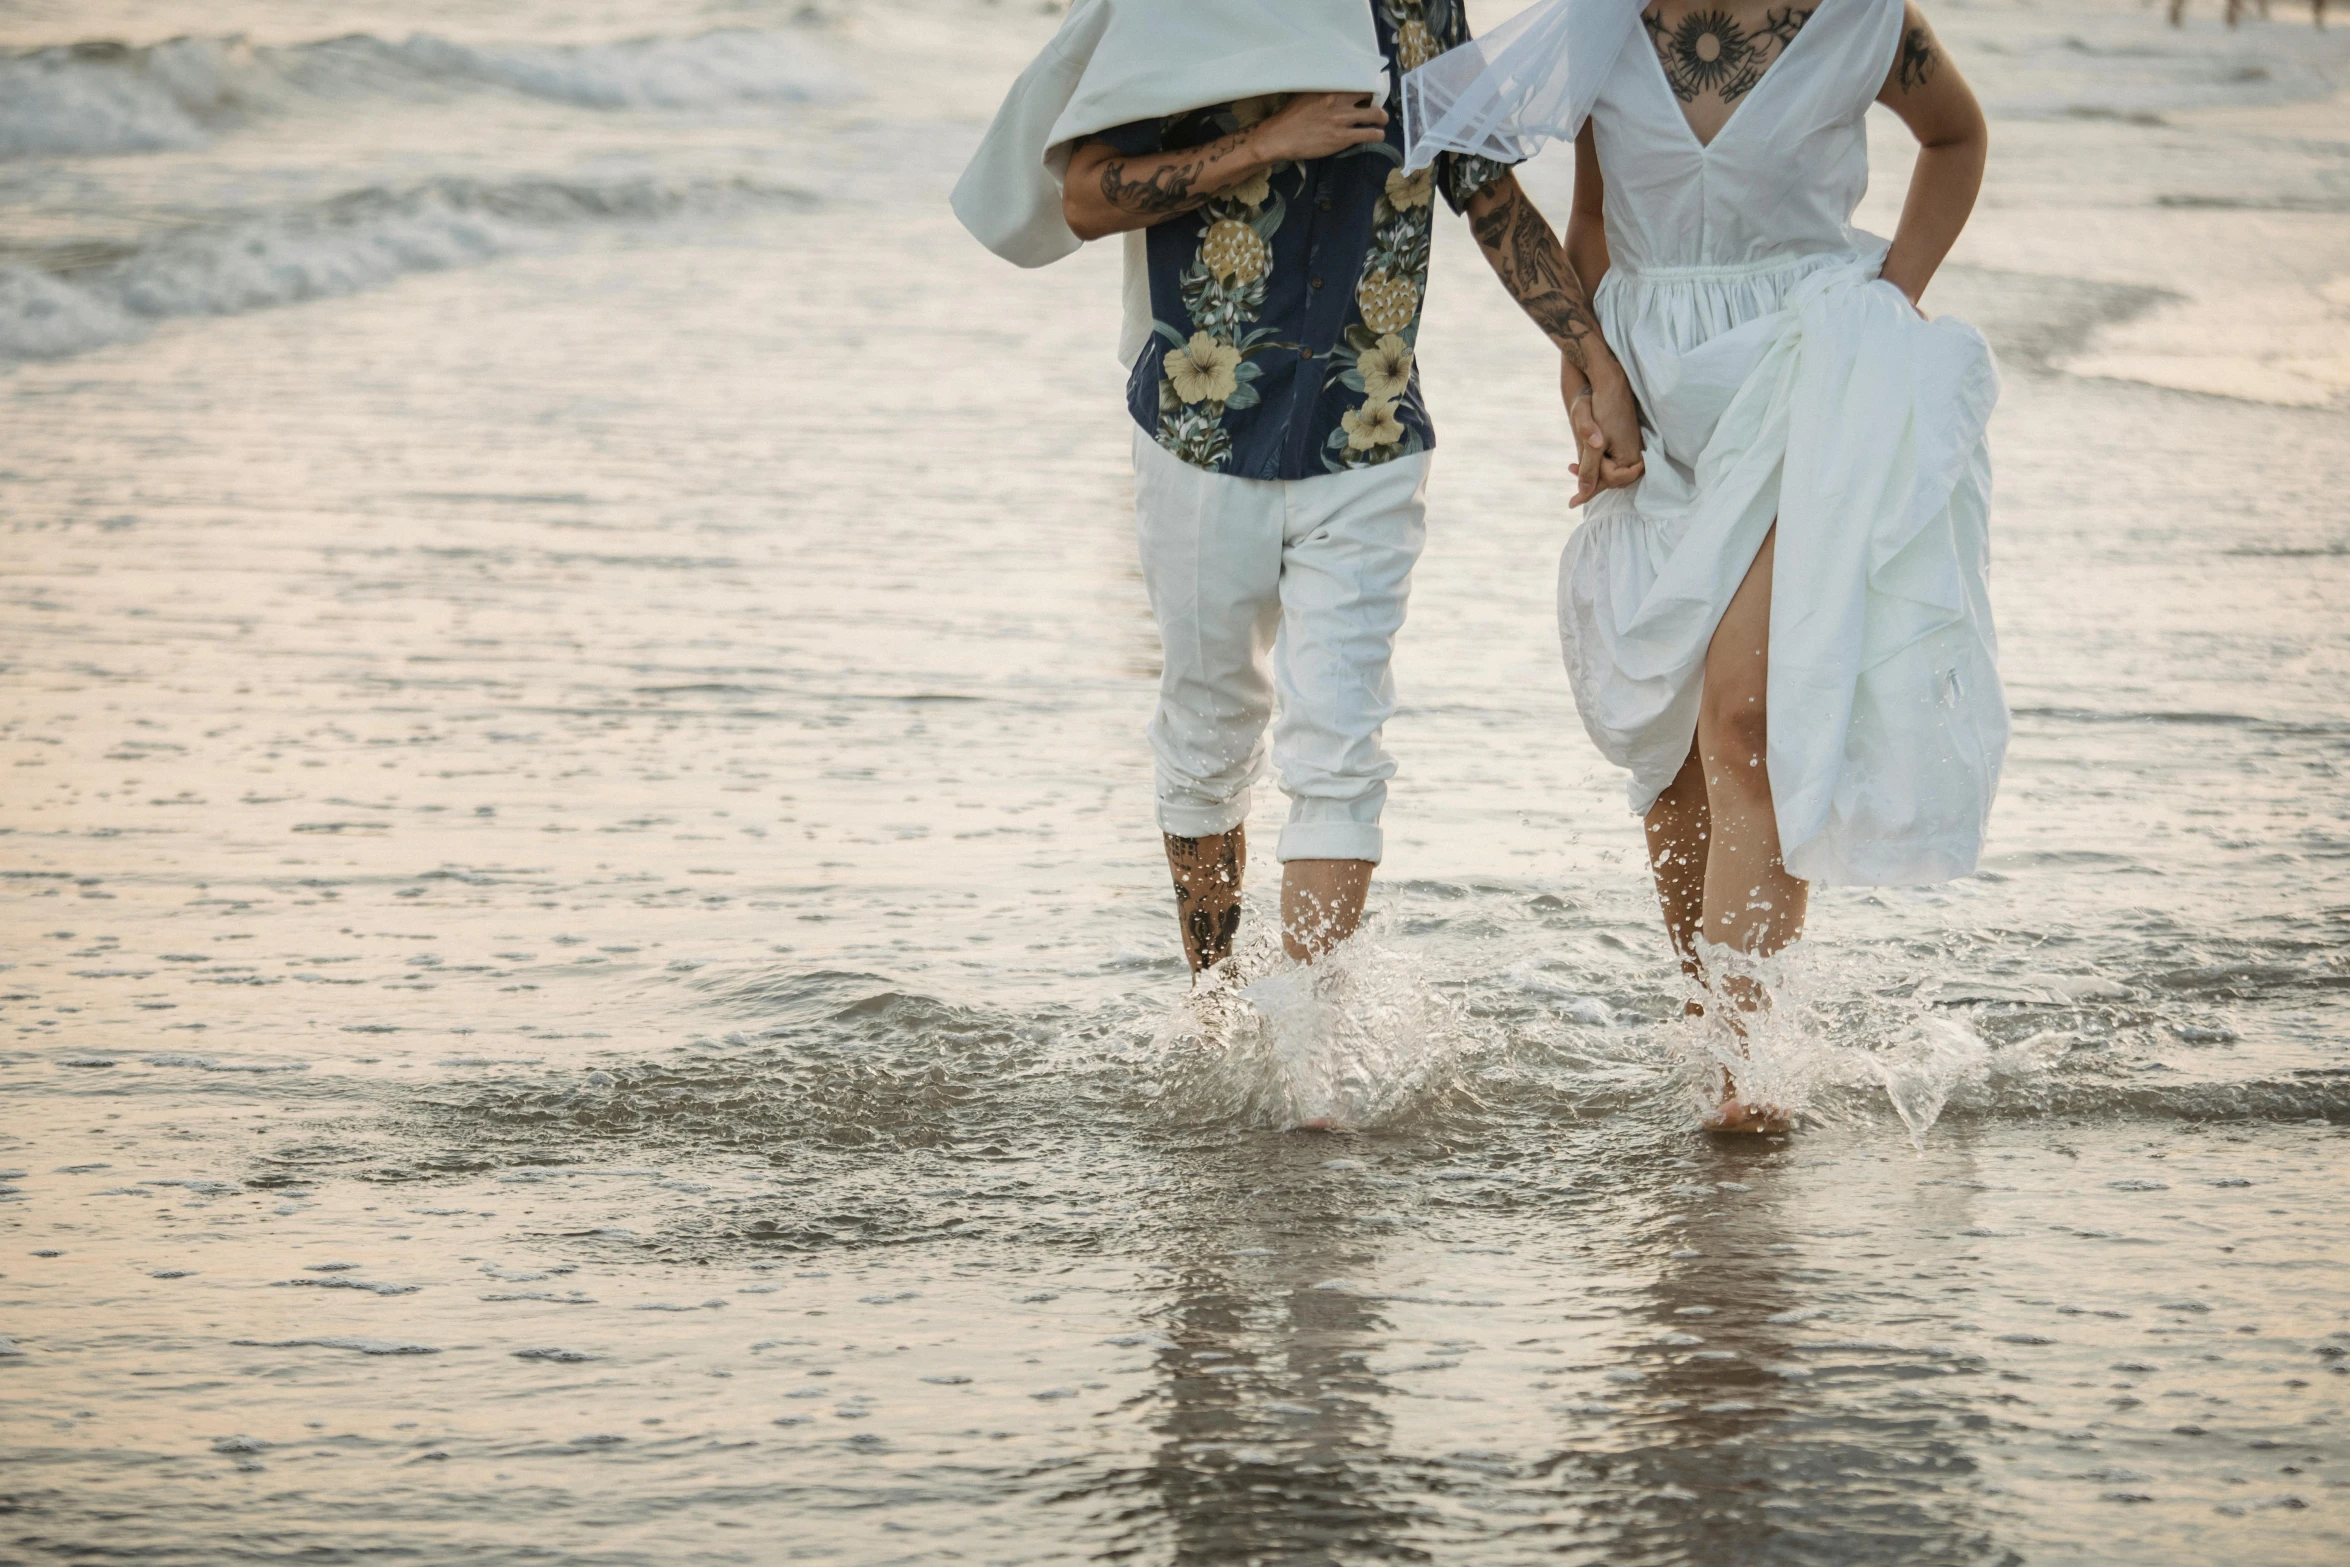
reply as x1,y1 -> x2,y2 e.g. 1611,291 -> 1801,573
1842,0 -> 1915,117
1778,0 -> 1914,125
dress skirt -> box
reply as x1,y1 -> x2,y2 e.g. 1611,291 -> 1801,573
1558,249 -> 2008,886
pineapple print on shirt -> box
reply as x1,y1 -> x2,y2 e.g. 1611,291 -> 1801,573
1092,0 -> 1517,479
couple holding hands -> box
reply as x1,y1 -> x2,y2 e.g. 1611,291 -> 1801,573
958,0 -> 2008,1131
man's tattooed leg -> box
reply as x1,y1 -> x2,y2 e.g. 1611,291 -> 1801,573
1165,830 -> 1246,973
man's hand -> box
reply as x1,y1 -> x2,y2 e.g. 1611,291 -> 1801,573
1566,363 -> 1645,508
1246,92 -> 1390,164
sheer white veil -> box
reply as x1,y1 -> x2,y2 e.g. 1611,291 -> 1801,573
1401,0 -> 1646,172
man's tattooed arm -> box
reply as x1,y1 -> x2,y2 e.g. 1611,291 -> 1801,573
1062,93 -> 1391,241
1469,167 -> 1645,486
1095,133 -> 1253,220
1468,177 -> 1603,373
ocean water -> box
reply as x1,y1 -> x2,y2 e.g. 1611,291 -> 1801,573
2,0 -> 2346,1561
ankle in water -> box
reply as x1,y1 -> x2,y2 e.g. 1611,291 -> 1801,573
1155,923 -> 1472,1132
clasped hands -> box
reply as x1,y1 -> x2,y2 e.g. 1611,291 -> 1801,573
1565,360 -> 1645,509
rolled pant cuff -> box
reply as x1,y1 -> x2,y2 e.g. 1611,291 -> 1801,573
1276,820 -> 1383,864
1156,794 -> 1252,840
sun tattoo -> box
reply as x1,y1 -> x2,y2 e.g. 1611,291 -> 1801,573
1649,9 -> 1761,103
1644,5 -> 1814,106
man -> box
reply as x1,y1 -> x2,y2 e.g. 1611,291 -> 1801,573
1053,1 -> 1642,974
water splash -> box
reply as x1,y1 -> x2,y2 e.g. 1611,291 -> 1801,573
1151,921 -> 1477,1132
1870,1018 -> 1993,1150
1134,919 -> 2105,1144
1666,939 -> 2072,1147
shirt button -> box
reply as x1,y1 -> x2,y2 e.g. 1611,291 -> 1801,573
1310,277 -> 1324,289
1300,347 -> 1315,360
1318,199 -> 1333,212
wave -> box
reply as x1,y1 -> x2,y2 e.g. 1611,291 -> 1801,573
1973,22 -> 2349,124
0,26 -> 849,160
0,175 -> 814,363
2010,705 -> 2350,736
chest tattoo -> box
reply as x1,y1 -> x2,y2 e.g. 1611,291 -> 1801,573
1644,5 -> 1816,106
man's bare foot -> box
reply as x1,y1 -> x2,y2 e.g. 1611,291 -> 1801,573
1703,1096 -> 1793,1135
1293,1116 -> 1344,1132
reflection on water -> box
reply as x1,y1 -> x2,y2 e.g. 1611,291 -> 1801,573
1585,1148 -> 1995,1567
3,0 -> 2349,1560
1109,1160 -> 1414,1563
3,955 -> 2348,1561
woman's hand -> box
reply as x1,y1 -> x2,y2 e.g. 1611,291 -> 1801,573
1568,363 -> 1645,508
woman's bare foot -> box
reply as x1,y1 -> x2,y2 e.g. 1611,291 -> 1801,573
1703,1096 -> 1793,1134
1701,1061 -> 1791,1132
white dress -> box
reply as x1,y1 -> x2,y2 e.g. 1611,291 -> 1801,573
1559,0 -> 2007,886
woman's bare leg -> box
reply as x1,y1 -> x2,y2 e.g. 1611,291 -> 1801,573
1643,741 -> 1710,1013
1697,528 -> 1809,959
1693,527 -> 1808,1130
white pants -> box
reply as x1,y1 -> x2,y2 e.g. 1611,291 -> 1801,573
1131,428 -> 1431,865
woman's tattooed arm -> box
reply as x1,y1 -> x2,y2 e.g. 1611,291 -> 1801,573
1874,2 -> 1985,307
1893,22 -> 1940,91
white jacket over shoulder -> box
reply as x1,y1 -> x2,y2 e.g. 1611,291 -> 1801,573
951,0 -> 1386,364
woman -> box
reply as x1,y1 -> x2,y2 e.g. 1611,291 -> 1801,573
1408,0 -> 2008,1131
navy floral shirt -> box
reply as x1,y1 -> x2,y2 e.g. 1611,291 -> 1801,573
1091,0 -> 1515,479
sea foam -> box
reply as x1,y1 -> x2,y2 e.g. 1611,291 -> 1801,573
0,175 -> 812,364
0,28 -> 851,160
